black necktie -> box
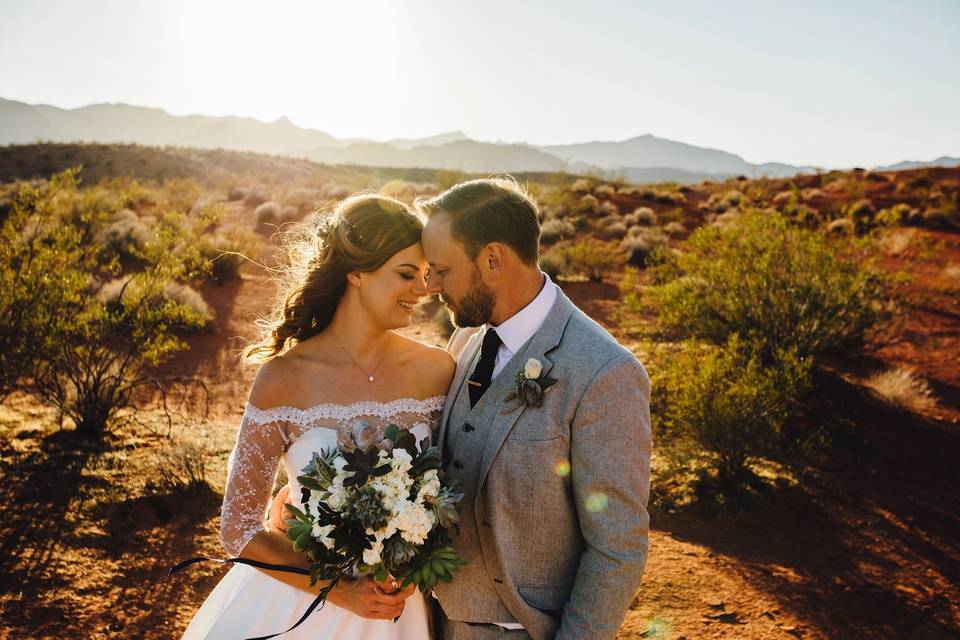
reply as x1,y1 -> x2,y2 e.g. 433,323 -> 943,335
469,328 -> 502,408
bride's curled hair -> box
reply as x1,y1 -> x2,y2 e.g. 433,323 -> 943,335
243,193 -> 424,363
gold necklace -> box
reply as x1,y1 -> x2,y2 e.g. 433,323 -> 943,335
333,333 -> 386,383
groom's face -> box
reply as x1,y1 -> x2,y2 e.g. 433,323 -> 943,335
422,213 -> 495,328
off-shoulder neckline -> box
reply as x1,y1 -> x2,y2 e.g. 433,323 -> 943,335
245,394 -> 445,415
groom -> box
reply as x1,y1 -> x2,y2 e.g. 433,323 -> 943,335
419,178 -> 652,640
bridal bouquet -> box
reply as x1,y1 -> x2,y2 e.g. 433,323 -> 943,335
284,421 -> 465,601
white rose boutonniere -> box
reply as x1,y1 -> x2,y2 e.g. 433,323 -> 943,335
506,357 -> 558,409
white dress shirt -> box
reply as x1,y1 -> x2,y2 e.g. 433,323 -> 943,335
489,273 -> 558,381
486,273 -> 558,630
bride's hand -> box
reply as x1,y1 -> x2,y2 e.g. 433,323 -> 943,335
327,576 -> 417,620
267,485 -> 292,534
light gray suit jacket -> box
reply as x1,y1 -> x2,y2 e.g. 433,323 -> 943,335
437,289 -> 652,640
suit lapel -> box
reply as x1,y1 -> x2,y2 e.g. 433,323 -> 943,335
475,291 -> 575,496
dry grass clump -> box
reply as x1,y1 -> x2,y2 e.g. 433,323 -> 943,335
663,221 -> 686,236
100,209 -> 154,259
201,226 -> 261,285
621,227 -> 667,267
826,218 -> 854,235
577,194 -> 600,214
597,221 -> 628,240
162,284 -> 213,325
866,367 -> 937,413
244,189 -> 267,207
599,200 -> 619,216
626,206 -> 658,226
540,218 -> 576,242
255,200 -> 282,226
571,178 -> 593,192
557,237 -> 625,281
147,436 -> 212,493
595,183 -> 617,196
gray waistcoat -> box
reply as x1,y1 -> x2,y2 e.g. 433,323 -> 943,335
434,343 -> 528,623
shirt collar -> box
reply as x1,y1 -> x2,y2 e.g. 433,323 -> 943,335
489,273 -> 558,355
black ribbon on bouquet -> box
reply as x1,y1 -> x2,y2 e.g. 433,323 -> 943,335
169,556 -> 331,640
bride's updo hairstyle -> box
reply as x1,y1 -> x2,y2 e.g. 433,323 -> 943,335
243,193 -> 424,363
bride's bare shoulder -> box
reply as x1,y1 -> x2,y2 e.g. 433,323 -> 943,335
247,355 -> 299,409
393,334 -> 455,391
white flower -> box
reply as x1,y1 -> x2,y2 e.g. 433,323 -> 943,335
416,469 -> 441,502
311,523 -> 336,549
395,501 -> 435,545
524,358 -> 543,379
362,539 -> 384,566
390,448 -> 413,475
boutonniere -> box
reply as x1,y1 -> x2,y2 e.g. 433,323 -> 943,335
505,358 -> 558,409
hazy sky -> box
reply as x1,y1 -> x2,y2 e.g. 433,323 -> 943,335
1,0 -> 958,168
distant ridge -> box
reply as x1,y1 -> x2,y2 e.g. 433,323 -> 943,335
877,156 -> 960,171
2,97 -> 950,182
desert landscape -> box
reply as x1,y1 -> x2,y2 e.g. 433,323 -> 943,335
1,141 -> 958,639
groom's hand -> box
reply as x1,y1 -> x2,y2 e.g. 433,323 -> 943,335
267,484 -> 292,534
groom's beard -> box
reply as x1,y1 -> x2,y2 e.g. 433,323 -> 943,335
447,271 -> 495,328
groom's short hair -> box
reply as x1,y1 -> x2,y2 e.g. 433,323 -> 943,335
417,177 -> 541,266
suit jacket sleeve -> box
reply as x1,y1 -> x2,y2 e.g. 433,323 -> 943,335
556,353 -> 652,640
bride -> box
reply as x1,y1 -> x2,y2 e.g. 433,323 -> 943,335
182,193 -> 455,639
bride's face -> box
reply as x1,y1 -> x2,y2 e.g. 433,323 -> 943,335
354,243 -> 429,329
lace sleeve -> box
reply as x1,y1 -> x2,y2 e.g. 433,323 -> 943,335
219,408 -> 288,557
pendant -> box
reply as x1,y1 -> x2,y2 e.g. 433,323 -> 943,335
368,375 -> 375,382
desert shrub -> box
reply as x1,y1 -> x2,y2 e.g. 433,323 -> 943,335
284,187 -> 323,212
847,198 -> 875,230
245,189 -> 267,207
162,284 -> 213,327
826,218 -> 854,235
255,200 -> 281,225
663,221 -> 686,236
866,366 -> 936,413
148,437 -> 211,492
874,203 -> 912,227
620,228 -> 668,267
595,183 -> 617,196
654,334 -> 811,484
646,209 -> 891,364
540,218 -> 575,242
558,237 -> 625,281
921,206 -> 958,229
629,206 -> 658,226
597,221 -> 628,240
227,186 -> 248,201
576,194 -> 600,214
539,247 -> 568,280
570,178 -> 593,192
0,170 -> 93,397
100,209 -> 154,260
200,226 -> 260,286
0,169 -> 218,437
599,200 -> 620,216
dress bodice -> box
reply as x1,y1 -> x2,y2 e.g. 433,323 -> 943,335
219,396 -> 445,557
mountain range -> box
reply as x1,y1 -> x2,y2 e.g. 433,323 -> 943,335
1,97 -> 955,182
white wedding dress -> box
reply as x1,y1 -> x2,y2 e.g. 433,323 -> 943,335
181,396 -> 444,640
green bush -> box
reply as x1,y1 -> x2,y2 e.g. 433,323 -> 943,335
557,237 -> 625,281
539,246 -> 568,280
1,169 -> 217,437
646,209 -> 891,363
654,334 -> 812,483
